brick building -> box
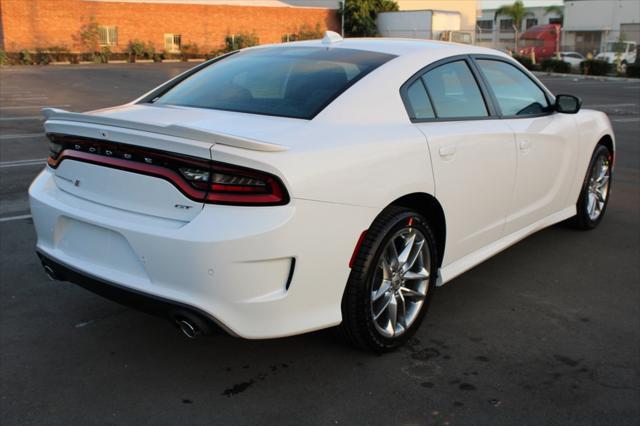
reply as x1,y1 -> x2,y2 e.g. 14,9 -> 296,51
0,0 -> 340,53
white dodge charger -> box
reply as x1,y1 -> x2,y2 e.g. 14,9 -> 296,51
30,34 -> 614,352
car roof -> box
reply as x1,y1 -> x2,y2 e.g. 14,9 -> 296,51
252,37 -> 509,62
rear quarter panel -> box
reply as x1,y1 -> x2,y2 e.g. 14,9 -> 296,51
210,121 -> 434,209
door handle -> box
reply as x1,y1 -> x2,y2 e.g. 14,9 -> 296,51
519,139 -> 531,152
439,145 -> 457,159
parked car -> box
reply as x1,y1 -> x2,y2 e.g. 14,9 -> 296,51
31,33 -> 615,352
595,40 -> 638,71
558,51 -> 586,71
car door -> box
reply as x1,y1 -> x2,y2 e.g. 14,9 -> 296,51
473,57 -> 579,235
402,58 -> 517,266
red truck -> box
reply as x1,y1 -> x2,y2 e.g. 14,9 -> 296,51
518,24 -> 561,60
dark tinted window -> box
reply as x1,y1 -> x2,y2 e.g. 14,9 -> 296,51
500,19 -> 514,32
422,61 -> 488,118
476,59 -> 550,116
153,47 -> 396,119
406,79 -> 435,119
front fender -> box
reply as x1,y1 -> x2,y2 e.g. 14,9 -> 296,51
567,109 -> 615,204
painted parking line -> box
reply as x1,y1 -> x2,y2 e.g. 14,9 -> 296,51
0,158 -> 47,168
0,116 -> 43,121
584,103 -> 638,108
612,117 -> 640,123
1,92 -> 35,96
1,97 -> 49,101
0,133 -> 45,140
0,214 -> 32,223
0,104 -> 70,110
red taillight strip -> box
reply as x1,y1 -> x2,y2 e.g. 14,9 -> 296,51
49,150 -> 209,201
49,149 -> 288,206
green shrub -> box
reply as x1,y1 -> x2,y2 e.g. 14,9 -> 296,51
93,47 -> 111,63
19,50 -> 33,65
127,40 -> 146,62
47,46 -> 70,62
627,63 -> 640,78
68,53 -> 80,64
34,48 -> 52,65
513,55 -> 538,70
580,59 -> 612,76
282,22 -> 324,42
152,53 -> 163,62
143,42 -> 156,60
224,33 -> 259,52
179,42 -> 199,61
0,50 -> 7,66
540,58 -> 571,73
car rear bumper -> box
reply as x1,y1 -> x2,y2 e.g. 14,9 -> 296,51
29,167 -> 377,338
37,250 -> 233,335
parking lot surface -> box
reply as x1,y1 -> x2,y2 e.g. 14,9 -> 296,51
1,64 -> 639,425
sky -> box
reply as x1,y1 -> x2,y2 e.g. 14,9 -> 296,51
481,0 -> 564,9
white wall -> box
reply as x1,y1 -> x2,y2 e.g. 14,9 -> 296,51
564,0 -> 640,32
395,0 -> 478,32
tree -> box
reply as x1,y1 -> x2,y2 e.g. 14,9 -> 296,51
544,5 -> 564,24
494,0 -> 534,52
338,0 -> 399,37
544,5 -> 564,58
77,19 -> 100,52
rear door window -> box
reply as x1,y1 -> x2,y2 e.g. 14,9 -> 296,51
421,61 -> 488,119
405,79 -> 436,119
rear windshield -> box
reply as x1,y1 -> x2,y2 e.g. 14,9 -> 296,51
151,47 -> 396,119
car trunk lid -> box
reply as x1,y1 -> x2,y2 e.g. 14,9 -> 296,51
43,105 -> 293,221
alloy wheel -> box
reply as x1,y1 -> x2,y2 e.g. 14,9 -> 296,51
586,153 -> 611,221
370,227 -> 431,338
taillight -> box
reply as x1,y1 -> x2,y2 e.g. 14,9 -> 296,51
47,133 -> 289,206
179,162 -> 287,205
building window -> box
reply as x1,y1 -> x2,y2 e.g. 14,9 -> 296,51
164,34 -> 181,52
477,20 -> 493,31
525,18 -> 538,29
98,26 -> 118,46
500,19 -> 514,33
549,17 -> 562,25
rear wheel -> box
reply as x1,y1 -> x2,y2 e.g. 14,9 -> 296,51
340,206 -> 438,352
572,144 -> 612,229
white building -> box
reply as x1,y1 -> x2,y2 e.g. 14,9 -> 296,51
563,0 -> 640,54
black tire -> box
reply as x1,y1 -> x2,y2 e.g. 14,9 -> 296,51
571,144 -> 613,230
340,206 -> 438,353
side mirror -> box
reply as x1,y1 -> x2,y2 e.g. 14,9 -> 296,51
555,94 -> 582,114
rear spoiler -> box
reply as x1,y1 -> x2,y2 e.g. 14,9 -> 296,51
41,108 -> 288,153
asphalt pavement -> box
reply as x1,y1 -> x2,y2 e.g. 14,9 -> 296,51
1,64 -> 639,425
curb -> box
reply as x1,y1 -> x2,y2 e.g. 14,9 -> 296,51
533,71 -> 634,82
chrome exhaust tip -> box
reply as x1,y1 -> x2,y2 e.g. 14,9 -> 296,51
177,319 -> 201,339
